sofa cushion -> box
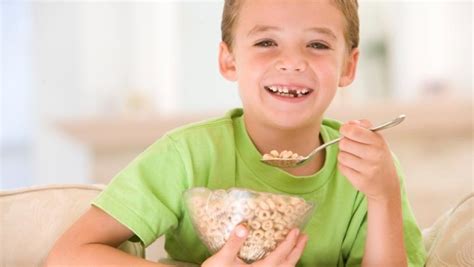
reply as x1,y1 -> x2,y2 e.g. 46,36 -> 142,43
0,184 -> 144,266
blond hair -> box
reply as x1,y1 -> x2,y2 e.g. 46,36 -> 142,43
221,0 -> 359,51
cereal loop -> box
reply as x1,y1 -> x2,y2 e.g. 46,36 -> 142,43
265,198 -> 276,209
274,223 -> 286,231
257,209 -> 271,220
258,200 -> 270,210
252,229 -> 265,239
264,229 -> 275,239
249,220 -> 262,230
261,220 -> 273,231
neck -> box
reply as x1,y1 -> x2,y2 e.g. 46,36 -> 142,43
244,115 -> 326,176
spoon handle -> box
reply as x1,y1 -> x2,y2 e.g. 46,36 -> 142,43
370,114 -> 406,132
307,137 -> 342,158
308,114 -> 406,158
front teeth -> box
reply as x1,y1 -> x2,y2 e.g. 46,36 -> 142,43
266,86 -> 311,98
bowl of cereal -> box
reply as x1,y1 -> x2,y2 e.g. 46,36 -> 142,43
183,187 -> 315,263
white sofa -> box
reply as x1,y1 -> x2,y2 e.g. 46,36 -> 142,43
1,184 -> 472,266
0,184 -> 144,267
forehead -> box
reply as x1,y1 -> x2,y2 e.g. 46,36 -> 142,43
235,0 -> 345,38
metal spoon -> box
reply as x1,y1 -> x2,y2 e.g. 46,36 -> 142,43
260,114 -> 406,168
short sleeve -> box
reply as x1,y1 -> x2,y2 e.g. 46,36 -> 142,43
92,135 -> 189,247
393,157 -> 427,266
343,155 -> 426,266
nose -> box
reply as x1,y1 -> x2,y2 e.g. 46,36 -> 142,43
275,50 -> 307,72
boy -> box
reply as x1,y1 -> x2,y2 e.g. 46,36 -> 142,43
46,0 -> 426,266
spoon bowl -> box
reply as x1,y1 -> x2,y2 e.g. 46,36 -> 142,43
261,114 -> 406,168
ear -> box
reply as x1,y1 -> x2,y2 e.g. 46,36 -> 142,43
218,41 -> 237,81
338,48 -> 359,87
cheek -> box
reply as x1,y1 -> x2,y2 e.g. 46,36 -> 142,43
240,50 -> 276,67
237,54 -> 271,82
311,57 -> 341,84
235,54 -> 254,74
314,55 -> 338,71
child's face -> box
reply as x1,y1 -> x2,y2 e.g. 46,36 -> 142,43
219,0 -> 358,130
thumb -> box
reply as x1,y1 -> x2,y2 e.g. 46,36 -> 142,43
356,119 -> 373,129
218,224 -> 248,259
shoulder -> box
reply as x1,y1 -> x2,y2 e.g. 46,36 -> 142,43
134,108 -> 242,160
118,109 -> 241,166
141,108 -> 242,159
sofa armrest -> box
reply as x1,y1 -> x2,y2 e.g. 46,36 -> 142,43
423,193 -> 473,267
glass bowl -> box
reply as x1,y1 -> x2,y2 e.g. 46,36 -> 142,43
184,187 -> 315,263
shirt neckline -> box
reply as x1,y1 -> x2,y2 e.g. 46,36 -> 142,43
233,110 -> 338,194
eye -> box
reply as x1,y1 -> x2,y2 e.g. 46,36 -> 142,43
255,40 -> 277,48
307,42 -> 330,50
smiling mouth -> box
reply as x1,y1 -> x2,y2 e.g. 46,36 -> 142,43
264,85 -> 314,98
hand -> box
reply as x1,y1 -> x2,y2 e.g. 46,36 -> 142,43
338,120 -> 401,201
202,224 -> 308,267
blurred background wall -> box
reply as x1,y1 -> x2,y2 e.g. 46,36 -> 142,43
1,0 -> 472,244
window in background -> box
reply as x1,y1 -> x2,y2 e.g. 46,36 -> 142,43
177,1 -> 240,112
337,1 -> 472,103
1,1 -> 34,189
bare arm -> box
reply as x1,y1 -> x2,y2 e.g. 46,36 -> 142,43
338,119 -> 408,266
45,206 -> 173,266
362,194 -> 407,267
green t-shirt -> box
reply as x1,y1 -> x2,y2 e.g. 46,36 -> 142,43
92,108 -> 426,266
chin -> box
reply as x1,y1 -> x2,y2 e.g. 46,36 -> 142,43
263,111 -> 316,131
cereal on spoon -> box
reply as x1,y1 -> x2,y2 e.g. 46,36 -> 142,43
262,150 -> 305,161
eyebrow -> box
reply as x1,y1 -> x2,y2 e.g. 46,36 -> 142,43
247,25 -> 337,41
305,27 -> 337,41
247,25 -> 280,37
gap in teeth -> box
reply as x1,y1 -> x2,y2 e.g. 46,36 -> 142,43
265,86 -> 310,98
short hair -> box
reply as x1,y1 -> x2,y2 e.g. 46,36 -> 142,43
221,0 -> 359,51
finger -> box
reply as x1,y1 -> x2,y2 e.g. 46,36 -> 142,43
338,150 -> 366,173
265,228 -> 300,262
340,121 -> 378,145
357,119 -> 373,129
338,138 -> 378,161
285,234 -> 308,266
217,224 -> 248,260
338,161 -> 364,188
